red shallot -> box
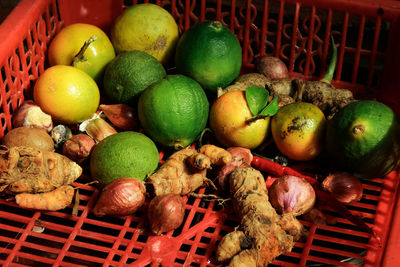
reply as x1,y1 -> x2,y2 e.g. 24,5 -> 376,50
12,100 -> 53,132
93,177 -> 146,217
321,172 -> 363,203
268,175 -> 316,216
255,56 -> 289,80
62,134 -> 95,164
147,194 -> 186,235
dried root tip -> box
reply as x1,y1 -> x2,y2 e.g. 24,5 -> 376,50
15,185 -> 75,211
199,144 -> 232,166
186,153 -> 211,171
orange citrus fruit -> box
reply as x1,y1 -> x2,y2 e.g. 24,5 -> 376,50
209,90 -> 270,149
33,65 -> 100,125
271,102 -> 326,161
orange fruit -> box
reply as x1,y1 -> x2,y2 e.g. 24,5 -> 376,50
209,90 -> 270,149
33,65 -> 100,125
271,102 -> 326,161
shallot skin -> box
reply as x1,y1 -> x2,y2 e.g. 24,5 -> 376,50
268,175 -> 316,216
321,172 -> 363,203
62,134 -> 95,164
13,100 -> 53,132
93,177 -> 146,217
148,194 -> 186,236
255,56 -> 289,80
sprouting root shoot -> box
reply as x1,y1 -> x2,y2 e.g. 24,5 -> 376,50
0,146 -> 82,194
216,167 -> 306,266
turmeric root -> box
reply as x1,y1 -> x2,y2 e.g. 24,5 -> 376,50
217,167 -> 306,266
15,185 -> 75,211
0,146 -> 82,194
199,144 -> 232,166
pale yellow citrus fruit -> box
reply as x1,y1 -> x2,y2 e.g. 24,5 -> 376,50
111,3 -> 179,65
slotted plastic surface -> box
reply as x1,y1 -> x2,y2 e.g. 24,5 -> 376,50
1,0 -> 400,266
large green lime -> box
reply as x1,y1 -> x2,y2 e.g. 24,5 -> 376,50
326,100 -> 400,179
137,74 -> 209,149
90,131 -> 159,185
175,21 -> 242,93
103,50 -> 166,105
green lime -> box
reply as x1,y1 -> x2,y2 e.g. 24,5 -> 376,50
90,131 -> 159,185
103,50 -> 166,105
326,100 -> 400,179
138,74 -> 209,149
175,21 -> 242,93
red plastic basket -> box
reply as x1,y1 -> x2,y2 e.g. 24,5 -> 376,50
1,0 -> 400,266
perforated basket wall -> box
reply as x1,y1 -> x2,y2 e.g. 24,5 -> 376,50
1,0 -> 400,266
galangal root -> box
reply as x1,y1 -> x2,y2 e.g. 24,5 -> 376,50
147,144 -> 232,196
217,167 -> 306,266
267,78 -> 354,118
0,146 -> 82,194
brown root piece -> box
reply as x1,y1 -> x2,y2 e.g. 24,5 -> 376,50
267,78 -> 354,118
217,167 -> 305,266
147,148 -> 209,196
217,73 -> 270,97
0,146 -> 82,194
15,185 -> 75,211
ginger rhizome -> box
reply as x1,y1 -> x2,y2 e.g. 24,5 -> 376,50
216,167 -> 306,266
0,146 -> 82,194
147,144 -> 231,196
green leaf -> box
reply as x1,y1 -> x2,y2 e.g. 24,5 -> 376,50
260,96 -> 279,116
245,86 -> 269,116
